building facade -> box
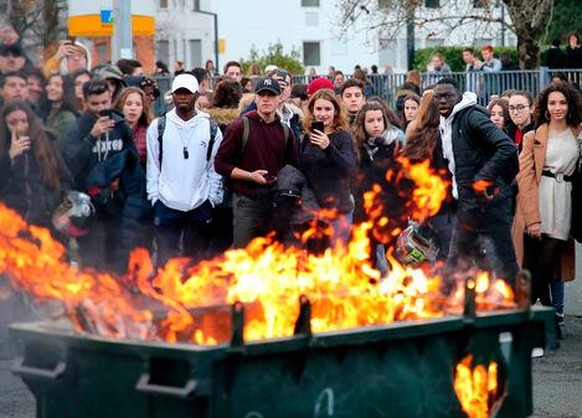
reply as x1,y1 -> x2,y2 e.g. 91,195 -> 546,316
154,0 -> 516,75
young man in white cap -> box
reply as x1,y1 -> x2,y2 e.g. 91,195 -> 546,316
214,77 -> 297,248
146,72 -> 224,266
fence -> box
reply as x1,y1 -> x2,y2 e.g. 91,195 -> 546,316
153,67 -> 581,113
292,68 -> 580,106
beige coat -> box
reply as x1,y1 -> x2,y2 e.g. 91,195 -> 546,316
512,124 -> 580,281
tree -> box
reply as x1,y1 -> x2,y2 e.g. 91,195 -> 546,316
544,0 -> 582,45
0,0 -> 68,62
336,0 -> 554,69
240,42 -> 305,76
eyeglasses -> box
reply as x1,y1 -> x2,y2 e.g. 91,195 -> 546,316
508,104 -> 529,112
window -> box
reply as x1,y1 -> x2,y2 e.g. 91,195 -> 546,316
301,0 -> 320,7
426,38 -> 444,48
156,40 -> 170,67
160,0 -> 168,8
378,39 -> 397,69
425,0 -> 440,8
305,12 -> 319,26
303,42 -> 321,66
189,39 -> 202,68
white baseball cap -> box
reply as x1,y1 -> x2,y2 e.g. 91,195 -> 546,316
171,73 -> 199,94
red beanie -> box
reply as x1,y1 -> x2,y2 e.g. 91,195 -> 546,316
307,77 -> 335,95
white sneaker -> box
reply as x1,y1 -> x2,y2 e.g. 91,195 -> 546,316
531,348 -> 544,358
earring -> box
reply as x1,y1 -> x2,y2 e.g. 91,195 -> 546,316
545,110 -> 550,120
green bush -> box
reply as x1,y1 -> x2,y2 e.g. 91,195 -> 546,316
413,46 -> 520,72
240,42 -> 305,76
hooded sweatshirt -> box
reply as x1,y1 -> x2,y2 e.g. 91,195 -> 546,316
146,108 -> 224,211
439,91 -> 477,199
214,110 -> 298,199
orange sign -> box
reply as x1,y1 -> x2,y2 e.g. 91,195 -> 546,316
68,15 -> 154,37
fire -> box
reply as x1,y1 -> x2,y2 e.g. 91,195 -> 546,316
0,157 -> 517,345
398,156 -> 449,224
454,354 -> 501,418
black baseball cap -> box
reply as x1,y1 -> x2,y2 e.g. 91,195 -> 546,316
254,77 -> 281,95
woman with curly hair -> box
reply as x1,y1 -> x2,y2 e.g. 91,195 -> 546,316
0,100 -> 69,228
513,82 -> 582,340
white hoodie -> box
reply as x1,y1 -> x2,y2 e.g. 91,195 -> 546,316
439,91 -> 477,199
146,108 -> 224,211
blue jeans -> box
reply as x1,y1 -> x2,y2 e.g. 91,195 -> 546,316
551,281 -> 564,315
153,200 -> 213,267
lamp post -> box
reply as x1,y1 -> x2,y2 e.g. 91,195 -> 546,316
405,0 -> 417,71
195,5 -> 219,72
496,0 -> 506,47
111,0 -> 133,61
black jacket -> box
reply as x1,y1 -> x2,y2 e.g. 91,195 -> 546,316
62,109 -> 149,270
300,130 -> 357,214
0,146 -> 69,228
546,47 -> 566,69
450,105 -> 518,225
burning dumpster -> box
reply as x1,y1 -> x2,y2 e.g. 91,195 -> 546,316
0,155 -> 554,418
10,303 -> 554,418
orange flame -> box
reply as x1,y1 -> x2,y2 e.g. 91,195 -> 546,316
454,354 -> 501,418
0,157 -> 516,345
398,156 -> 450,224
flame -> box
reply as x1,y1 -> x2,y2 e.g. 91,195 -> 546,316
454,354 -> 500,418
0,157 -> 517,345
397,156 -> 450,224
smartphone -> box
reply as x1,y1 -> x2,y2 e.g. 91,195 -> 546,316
311,121 -> 324,132
99,109 -> 114,118
67,36 -> 76,45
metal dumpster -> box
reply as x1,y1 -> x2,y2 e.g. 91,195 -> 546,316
10,305 -> 554,418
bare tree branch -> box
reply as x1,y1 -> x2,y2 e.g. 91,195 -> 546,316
335,0 -> 552,68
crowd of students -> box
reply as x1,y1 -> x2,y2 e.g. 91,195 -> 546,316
0,34 -> 580,354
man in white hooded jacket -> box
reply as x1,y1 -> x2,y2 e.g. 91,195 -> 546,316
146,73 -> 223,266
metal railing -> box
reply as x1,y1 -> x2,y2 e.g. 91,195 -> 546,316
152,68 -> 582,113
292,68 -> 582,106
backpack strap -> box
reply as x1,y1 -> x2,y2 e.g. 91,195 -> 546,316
157,115 -> 166,168
239,115 -> 289,157
206,119 -> 219,162
241,115 -> 250,156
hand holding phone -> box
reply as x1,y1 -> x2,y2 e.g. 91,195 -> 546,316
311,121 -> 324,133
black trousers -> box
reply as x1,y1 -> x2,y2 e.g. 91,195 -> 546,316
153,200 -> 213,267
447,216 -> 519,286
522,234 -> 565,306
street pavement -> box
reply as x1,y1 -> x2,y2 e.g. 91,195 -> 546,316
0,245 -> 581,417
